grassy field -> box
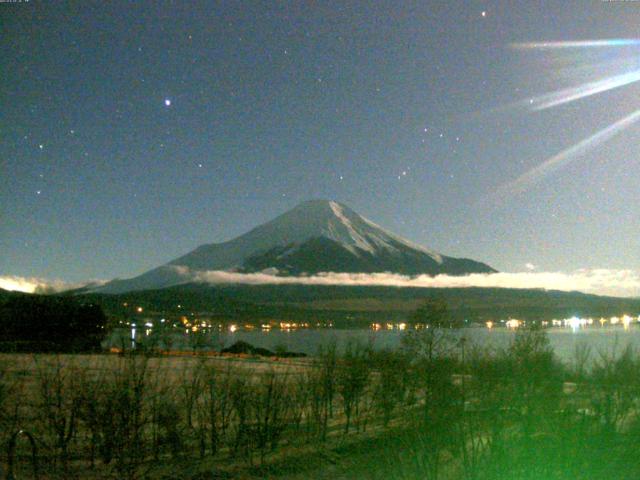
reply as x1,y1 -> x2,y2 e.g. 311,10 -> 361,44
3,328 -> 640,479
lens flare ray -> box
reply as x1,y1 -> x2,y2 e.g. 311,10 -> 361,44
491,108 -> 640,201
529,69 -> 640,111
488,38 -> 640,202
511,39 -> 640,49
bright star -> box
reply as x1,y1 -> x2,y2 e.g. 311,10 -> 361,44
164,99 -> 172,107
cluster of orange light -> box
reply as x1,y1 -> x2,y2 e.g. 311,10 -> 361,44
370,322 -> 408,331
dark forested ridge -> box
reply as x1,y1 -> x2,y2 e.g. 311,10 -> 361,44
0,288 -> 107,352
4,283 -> 639,338
79,283 -> 640,324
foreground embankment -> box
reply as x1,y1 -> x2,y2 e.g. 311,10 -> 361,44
2,329 -> 640,479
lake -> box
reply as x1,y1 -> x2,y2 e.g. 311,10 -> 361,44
119,324 -> 640,364
220,326 -> 640,362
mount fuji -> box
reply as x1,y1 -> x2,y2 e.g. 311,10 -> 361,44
96,200 -> 496,294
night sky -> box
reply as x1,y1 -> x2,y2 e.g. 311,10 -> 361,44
2,1 -> 640,284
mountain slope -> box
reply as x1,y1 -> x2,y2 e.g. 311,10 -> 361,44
97,200 -> 495,293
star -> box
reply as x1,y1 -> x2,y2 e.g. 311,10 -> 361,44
38,144 -> 44,149
481,11 -> 487,17
36,190 -> 41,195
164,98 -> 172,107
198,163 -> 203,168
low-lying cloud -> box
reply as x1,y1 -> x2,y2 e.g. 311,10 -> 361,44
3,269 -> 640,298
0,276 -> 103,294
187,267 -> 640,298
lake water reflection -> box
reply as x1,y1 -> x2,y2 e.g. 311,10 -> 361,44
212,325 -> 640,363
114,322 -> 640,364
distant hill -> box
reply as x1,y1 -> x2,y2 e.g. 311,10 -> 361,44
82,283 -> 640,325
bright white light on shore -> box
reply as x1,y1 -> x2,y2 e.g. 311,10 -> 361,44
506,319 -> 521,329
567,316 -> 584,331
229,324 -> 237,333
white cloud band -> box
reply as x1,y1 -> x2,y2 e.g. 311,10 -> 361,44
0,276 -> 102,294
2,269 -> 639,298
187,267 -> 640,298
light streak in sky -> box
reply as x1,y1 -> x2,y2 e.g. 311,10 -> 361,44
489,39 -> 640,201
528,69 -> 640,111
492,108 -> 640,199
511,39 -> 640,49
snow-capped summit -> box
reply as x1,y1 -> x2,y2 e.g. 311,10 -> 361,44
96,200 -> 495,293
